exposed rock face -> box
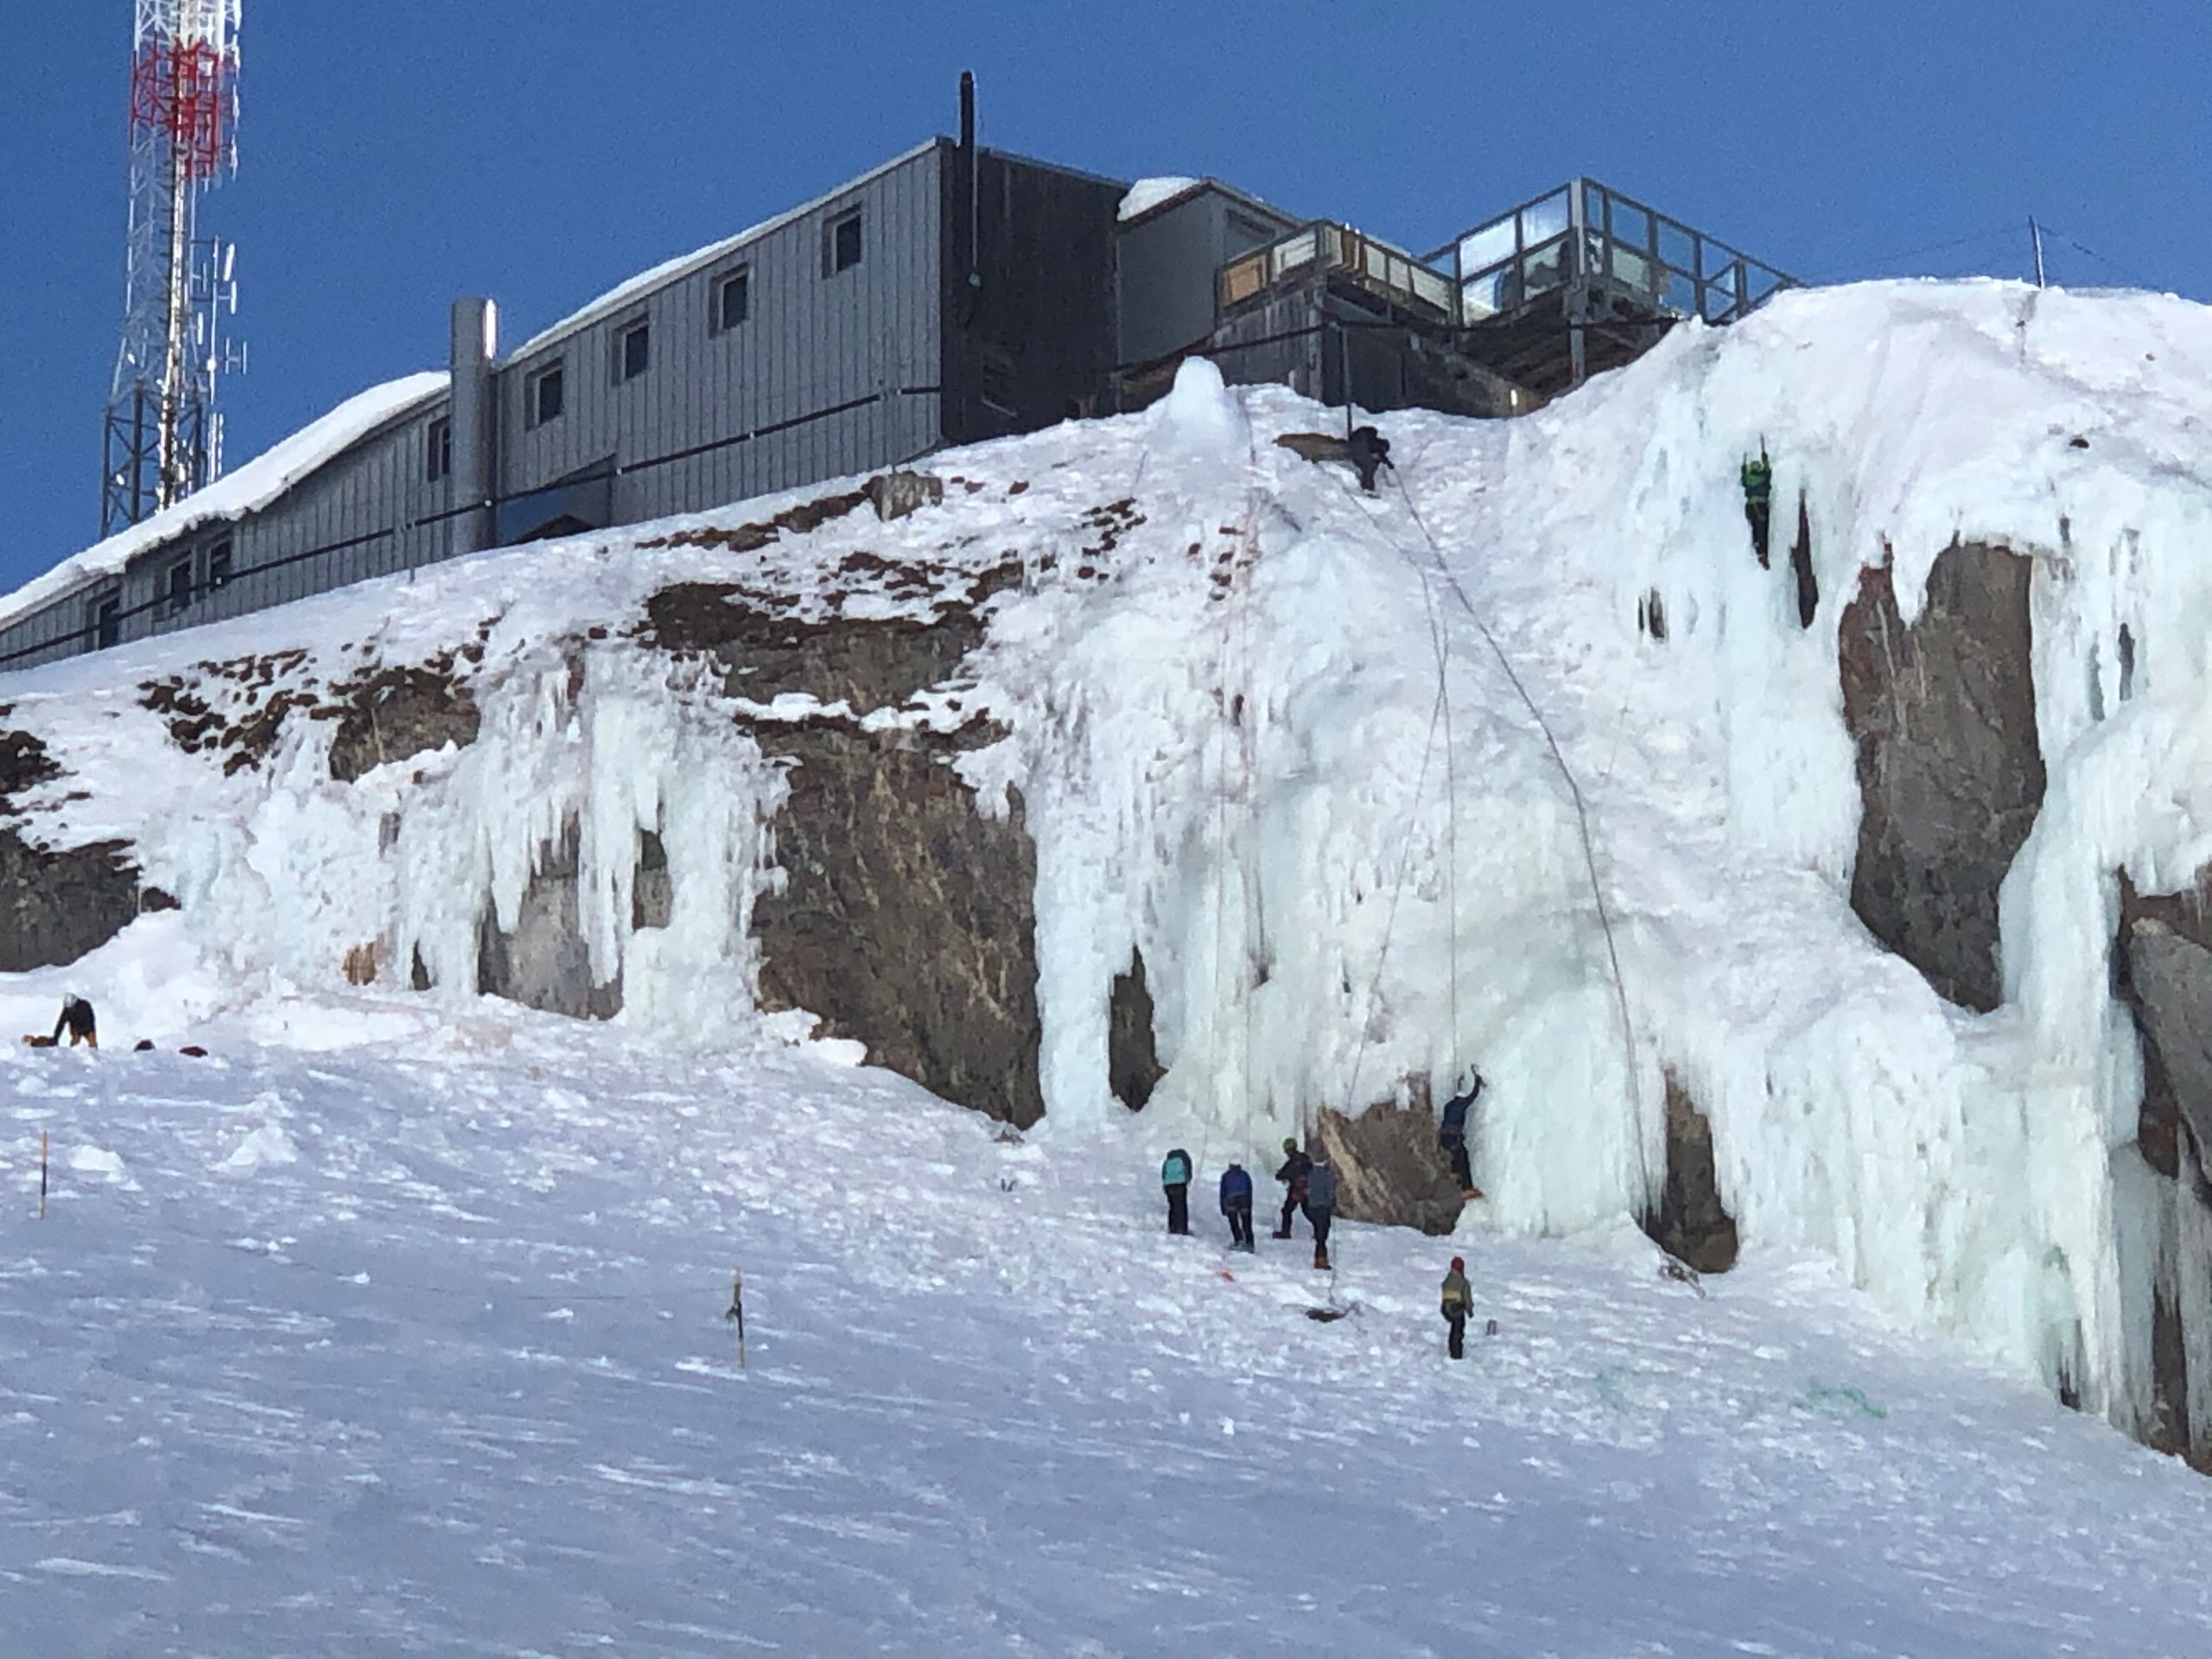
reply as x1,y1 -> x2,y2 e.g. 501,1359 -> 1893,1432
0,831 -> 151,974
2115,869 -> 2212,1471
327,664 -> 481,784
0,724 -> 159,972
752,727 -> 1043,1128
1315,1077 -> 1467,1237
475,825 -> 624,1021
1640,1076 -> 1741,1274
1838,543 -> 2045,1011
1107,948 -> 1165,1110
640,577 -> 1045,1128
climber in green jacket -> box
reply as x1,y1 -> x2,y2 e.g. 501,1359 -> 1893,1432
1741,449 -> 1774,568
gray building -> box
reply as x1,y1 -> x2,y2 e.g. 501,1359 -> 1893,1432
0,89 -> 1122,676
0,101 -> 1793,677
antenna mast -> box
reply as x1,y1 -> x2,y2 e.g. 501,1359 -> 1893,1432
101,0 -> 243,535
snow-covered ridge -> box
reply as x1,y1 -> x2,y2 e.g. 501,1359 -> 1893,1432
4,279 -> 2212,1456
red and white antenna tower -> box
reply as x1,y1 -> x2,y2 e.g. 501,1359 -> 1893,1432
101,1 -> 243,535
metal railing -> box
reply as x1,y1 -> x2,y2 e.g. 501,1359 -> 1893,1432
1427,178 -> 1796,326
1218,220 -> 1458,321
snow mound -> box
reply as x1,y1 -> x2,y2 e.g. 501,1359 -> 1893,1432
1117,175 -> 1202,220
221,1123 -> 299,1172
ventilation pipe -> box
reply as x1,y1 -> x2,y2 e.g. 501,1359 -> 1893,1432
960,71 -> 980,290
448,296 -> 498,556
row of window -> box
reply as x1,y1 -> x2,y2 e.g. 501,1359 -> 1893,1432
84,537 -> 232,647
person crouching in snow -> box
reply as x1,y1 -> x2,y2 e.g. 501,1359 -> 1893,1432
1441,1256 -> 1473,1358
52,995 -> 97,1049
1303,1155 -> 1338,1270
1161,1147 -> 1194,1235
1274,1138 -> 1312,1239
1218,1160 -> 1255,1251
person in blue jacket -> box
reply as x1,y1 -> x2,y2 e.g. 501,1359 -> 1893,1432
1218,1160 -> 1255,1251
1161,1147 -> 1193,1235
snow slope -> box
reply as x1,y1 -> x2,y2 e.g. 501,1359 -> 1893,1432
2,277 -> 2210,1457
1,1005 -> 2208,1656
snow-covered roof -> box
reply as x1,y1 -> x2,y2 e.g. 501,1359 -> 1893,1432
1117,176 -> 1202,221
504,141 -> 942,365
0,371 -> 449,637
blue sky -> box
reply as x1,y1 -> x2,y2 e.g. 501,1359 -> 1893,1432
1,1 -> 2204,592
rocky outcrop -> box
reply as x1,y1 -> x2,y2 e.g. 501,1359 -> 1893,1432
1838,543 -> 2045,1011
327,664 -> 481,783
2115,869 -> 2212,1471
752,726 -> 1043,1128
1315,1077 -> 1466,1236
1108,949 -> 1165,1110
640,576 -> 1044,1128
0,831 -> 155,974
475,824 -> 624,1021
1640,1076 -> 1740,1274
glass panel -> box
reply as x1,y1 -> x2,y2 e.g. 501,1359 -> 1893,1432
1611,245 -> 1653,295
1271,229 -> 1318,277
1703,269 -> 1741,322
1522,190 -> 1571,247
1410,265 -> 1452,311
1659,223 -> 1695,276
1522,236 -> 1567,297
1457,217 -> 1518,276
1611,202 -> 1651,255
1461,269 -> 1515,321
1664,271 -> 1700,315
1220,255 -> 1266,306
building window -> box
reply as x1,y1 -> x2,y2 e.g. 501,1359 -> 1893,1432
616,319 -> 651,384
528,361 -> 566,429
206,539 -> 232,590
713,267 -> 750,333
824,210 -> 862,276
165,556 -> 194,616
88,594 -> 121,651
426,416 -> 452,482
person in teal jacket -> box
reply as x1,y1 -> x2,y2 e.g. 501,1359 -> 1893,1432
1161,1147 -> 1193,1235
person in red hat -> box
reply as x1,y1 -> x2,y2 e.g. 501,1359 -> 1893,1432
1440,1256 -> 1473,1359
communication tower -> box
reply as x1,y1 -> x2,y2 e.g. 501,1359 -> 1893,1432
101,1 -> 242,535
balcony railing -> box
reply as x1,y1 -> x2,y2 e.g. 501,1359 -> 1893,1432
1427,178 -> 1796,326
1218,220 -> 1458,320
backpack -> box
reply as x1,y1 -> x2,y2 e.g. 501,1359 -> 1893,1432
1305,1163 -> 1337,1210
1162,1148 -> 1192,1186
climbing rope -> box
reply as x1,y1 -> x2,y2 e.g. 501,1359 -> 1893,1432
1381,467 -> 1653,1198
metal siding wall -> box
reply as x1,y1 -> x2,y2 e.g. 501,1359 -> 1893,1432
1,148 -> 959,682
497,147 -> 943,535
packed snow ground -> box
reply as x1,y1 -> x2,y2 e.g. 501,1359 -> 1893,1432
1,999 -> 2208,1657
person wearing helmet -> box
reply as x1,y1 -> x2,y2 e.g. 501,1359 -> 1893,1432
1272,1137 -> 1312,1240
51,995 -> 97,1049
1440,1256 -> 1473,1358
1439,1071 -> 1484,1199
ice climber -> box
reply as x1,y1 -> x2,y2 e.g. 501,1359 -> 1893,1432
1348,424 -> 1394,494
1439,1071 -> 1484,1198
1219,1160 -> 1255,1251
1440,1256 -> 1473,1359
1274,1138 -> 1313,1239
1304,1155 -> 1338,1271
1162,1147 -> 1194,1236
1740,448 -> 1774,568
49,995 -> 97,1050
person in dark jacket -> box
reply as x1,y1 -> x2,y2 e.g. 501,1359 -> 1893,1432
1439,1071 -> 1483,1198
1441,1255 -> 1473,1358
1218,1160 -> 1255,1250
1273,1138 -> 1312,1239
1161,1147 -> 1194,1236
1303,1156 -> 1338,1270
51,995 -> 97,1050
1348,425 -> 1394,493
